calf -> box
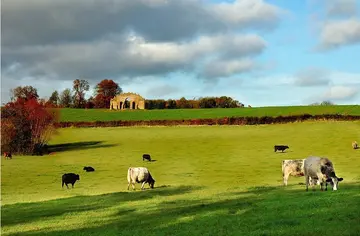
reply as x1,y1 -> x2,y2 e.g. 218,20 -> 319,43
142,154 -> 152,162
62,173 -> 80,189
127,167 -> 155,190
304,156 -> 343,191
275,145 -> 289,152
4,152 -> 12,160
83,166 -> 95,172
352,141 -> 358,149
282,159 -> 315,186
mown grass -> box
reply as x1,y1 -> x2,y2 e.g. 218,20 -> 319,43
2,121 -> 360,235
59,105 -> 360,122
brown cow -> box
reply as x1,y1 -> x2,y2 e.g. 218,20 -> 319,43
4,152 -> 12,160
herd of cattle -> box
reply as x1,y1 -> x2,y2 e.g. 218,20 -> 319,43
4,141 -> 359,191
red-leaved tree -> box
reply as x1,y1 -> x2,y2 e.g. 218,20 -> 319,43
1,98 -> 59,155
94,79 -> 122,108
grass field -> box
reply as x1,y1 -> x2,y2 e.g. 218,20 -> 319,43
59,105 -> 360,122
2,121 -> 360,235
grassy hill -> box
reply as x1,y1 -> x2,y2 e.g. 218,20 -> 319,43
59,105 -> 360,122
2,121 -> 360,235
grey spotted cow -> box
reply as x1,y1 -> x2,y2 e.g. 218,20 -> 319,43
127,167 -> 155,190
304,156 -> 343,191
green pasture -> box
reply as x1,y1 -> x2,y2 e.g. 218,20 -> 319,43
59,105 -> 360,122
2,121 -> 360,235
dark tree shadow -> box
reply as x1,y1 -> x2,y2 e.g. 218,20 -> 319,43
47,141 -> 118,153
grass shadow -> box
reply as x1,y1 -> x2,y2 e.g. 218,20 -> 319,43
1,185 -> 202,228
3,183 -> 360,236
47,141 -> 117,153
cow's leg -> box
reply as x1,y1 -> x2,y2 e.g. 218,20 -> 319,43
305,175 -> 310,191
127,182 -> 131,190
66,183 -> 69,189
283,172 -> 289,186
132,181 -> 136,190
72,183 -> 74,188
141,182 -> 146,190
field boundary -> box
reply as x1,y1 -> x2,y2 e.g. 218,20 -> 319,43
54,114 -> 360,128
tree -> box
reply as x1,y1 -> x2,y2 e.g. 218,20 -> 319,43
94,79 -> 122,108
48,91 -> 59,106
59,88 -> 73,108
73,79 -> 90,108
1,98 -> 58,155
10,86 -> 39,101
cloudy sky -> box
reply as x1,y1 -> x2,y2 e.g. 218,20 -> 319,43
2,0 -> 360,106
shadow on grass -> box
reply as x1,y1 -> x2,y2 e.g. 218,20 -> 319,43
3,183 -> 360,236
1,185 -> 202,228
47,141 -> 117,153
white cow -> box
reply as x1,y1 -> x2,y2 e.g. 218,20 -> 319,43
352,141 -> 358,149
282,159 -> 315,186
127,167 -> 155,190
304,156 -> 343,191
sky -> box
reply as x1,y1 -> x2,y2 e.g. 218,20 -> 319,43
1,0 -> 360,106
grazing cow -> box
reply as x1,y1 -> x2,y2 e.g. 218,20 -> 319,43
83,166 -> 95,172
352,141 -> 358,149
62,173 -> 80,189
4,152 -> 12,160
282,159 -> 315,186
274,145 -> 289,152
304,156 -> 343,191
127,167 -> 155,190
142,154 -> 152,162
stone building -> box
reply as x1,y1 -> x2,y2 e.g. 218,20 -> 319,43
109,92 -> 145,110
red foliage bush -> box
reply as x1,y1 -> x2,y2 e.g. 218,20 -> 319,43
1,98 -> 59,155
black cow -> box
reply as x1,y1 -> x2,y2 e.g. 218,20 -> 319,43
274,145 -> 289,152
83,166 -> 95,172
143,154 -> 152,162
62,173 -> 80,188
4,152 -> 12,160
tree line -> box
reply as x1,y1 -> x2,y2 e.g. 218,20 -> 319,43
8,79 -> 245,109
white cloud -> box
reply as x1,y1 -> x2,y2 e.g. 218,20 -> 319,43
294,67 -> 330,86
322,85 -> 359,100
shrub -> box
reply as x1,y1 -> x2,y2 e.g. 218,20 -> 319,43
1,98 -> 59,155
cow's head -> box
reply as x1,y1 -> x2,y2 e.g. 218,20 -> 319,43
148,178 -> 155,189
76,174 -> 80,181
326,172 -> 343,190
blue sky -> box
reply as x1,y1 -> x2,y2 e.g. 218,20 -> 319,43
2,0 -> 360,106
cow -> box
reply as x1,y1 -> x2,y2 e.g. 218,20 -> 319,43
304,156 -> 343,191
275,145 -> 289,152
127,167 -> 155,190
282,159 -> 315,186
142,154 -> 152,162
83,166 -> 95,172
62,173 -> 80,189
352,141 -> 358,149
4,152 -> 12,160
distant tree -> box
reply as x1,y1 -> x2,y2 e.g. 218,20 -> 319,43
320,100 -> 334,106
10,86 -> 39,101
59,88 -> 73,108
85,96 -> 95,109
48,91 -> 59,106
176,97 -> 192,109
94,79 -> 122,108
73,79 -> 90,108
166,99 -> 177,109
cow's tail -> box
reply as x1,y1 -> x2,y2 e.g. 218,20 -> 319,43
127,167 -> 132,183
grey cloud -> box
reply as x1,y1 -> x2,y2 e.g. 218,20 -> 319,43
294,67 -> 331,86
326,0 -> 358,17
201,59 -> 255,79
317,18 -> 360,50
2,0 -> 281,48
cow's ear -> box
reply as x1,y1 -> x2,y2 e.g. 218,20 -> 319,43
337,177 -> 343,182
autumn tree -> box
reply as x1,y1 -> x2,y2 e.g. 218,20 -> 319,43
73,79 -> 90,108
10,86 -> 39,101
59,88 -> 73,108
94,79 -> 122,108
